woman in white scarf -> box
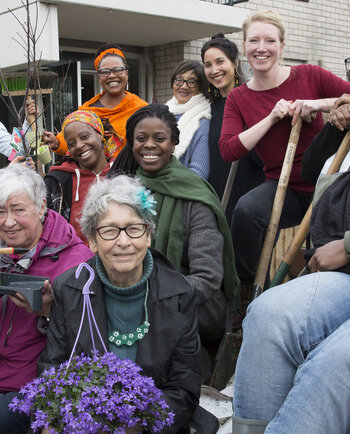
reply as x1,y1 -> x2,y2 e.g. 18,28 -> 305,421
166,60 -> 211,179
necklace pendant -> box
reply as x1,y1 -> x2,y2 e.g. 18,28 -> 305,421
108,320 -> 150,347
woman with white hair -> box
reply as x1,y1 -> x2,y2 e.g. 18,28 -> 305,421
0,165 -> 93,434
39,174 -> 219,433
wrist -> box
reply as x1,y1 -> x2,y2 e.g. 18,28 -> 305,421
324,98 -> 331,113
51,138 -> 59,151
267,112 -> 278,126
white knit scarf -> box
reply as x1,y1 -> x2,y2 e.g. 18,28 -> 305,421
166,93 -> 211,159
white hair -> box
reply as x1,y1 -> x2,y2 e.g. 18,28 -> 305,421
0,165 -> 46,212
80,174 -> 156,240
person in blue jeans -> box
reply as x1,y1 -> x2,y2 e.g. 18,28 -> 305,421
233,95 -> 350,434
233,271 -> 350,434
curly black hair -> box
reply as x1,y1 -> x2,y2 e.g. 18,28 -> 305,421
108,104 -> 180,177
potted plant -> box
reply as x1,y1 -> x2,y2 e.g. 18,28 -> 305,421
10,263 -> 174,433
10,351 -> 174,433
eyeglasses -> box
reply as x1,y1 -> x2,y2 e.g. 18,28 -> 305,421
345,58 -> 350,72
97,67 -> 127,77
96,223 -> 148,240
174,77 -> 199,88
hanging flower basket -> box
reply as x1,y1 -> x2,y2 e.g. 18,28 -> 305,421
10,263 -> 174,433
10,351 -> 174,433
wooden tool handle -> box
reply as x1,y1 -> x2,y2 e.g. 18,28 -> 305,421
0,247 -> 29,255
253,117 -> 302,294
221,161 -> 239,212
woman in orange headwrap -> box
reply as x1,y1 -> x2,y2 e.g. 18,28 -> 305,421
43,44 -> 148,158
45,110 -> 115,245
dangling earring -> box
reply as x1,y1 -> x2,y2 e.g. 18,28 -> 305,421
126,82 -> 129,91
208,84 -> 211,93
235,72 -> 239,87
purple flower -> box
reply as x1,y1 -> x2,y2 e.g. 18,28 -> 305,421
10,352 -> 174,433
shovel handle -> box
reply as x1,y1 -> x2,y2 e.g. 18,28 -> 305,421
221,161 -> 239,212
253,117 -> 302,297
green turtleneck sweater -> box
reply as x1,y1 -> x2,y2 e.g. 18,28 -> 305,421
95,249 -> 153,361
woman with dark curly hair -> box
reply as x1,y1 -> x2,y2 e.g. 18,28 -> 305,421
201,33 -> 264,220
109,104 -> 240,367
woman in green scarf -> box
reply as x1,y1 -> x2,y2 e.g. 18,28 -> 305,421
109,104 -> 240,352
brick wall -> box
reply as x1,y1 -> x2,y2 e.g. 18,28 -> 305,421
152,42 -> 185,103
152,0 -> 350,103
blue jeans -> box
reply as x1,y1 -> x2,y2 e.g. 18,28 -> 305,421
234,272 -> 350,434
231,180 -> 311,284
0,391 -> 30,433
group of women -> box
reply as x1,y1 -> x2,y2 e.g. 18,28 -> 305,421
2,8 -> 350,434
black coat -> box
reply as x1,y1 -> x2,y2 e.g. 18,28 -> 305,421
38,250 -> 203,433
301,122 -> 348,186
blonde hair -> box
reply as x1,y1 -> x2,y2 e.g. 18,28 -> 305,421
242,10 -> 286,43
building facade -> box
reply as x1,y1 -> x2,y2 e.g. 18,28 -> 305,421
153,0 -> 350,102
0,0 -> 349,130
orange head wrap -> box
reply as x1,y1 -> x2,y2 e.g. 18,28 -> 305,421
62,110 -> 104,137
94,48 -> 125,71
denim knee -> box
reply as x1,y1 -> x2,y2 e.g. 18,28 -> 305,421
306,319 -> 350,372
244,289 -> 285,332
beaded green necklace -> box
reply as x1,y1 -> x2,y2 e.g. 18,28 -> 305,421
108,284 -> 150,347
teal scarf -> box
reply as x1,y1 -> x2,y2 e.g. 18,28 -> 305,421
137,156 -> 240,310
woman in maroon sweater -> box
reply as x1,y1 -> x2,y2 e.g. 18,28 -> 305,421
219,10 -> 350,291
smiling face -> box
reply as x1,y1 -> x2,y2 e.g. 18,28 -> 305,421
203,47 -> 236,97
64,121 -> 107,173
133,116 -> 175,173
89,202 -> 151,288
243,21 -> 284,74
172,69 -> 200,104
98,55 -> 128,98
0,192 -> 45,250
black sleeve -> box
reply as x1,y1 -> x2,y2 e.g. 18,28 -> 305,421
37,277 -> 71,375
302,123 -> 347,186
44,172 -> 72,222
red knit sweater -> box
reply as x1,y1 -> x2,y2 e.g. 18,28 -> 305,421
219,64 -> 350,195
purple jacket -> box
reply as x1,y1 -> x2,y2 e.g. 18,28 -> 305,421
0,209 -> 93,392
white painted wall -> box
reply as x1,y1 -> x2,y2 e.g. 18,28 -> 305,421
0,2 -> 59,70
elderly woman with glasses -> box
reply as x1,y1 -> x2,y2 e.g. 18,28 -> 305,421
43,43 -> 147,159
39,174 -> 211,433
165,60 -> 211,179
0,165 -> 93,434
